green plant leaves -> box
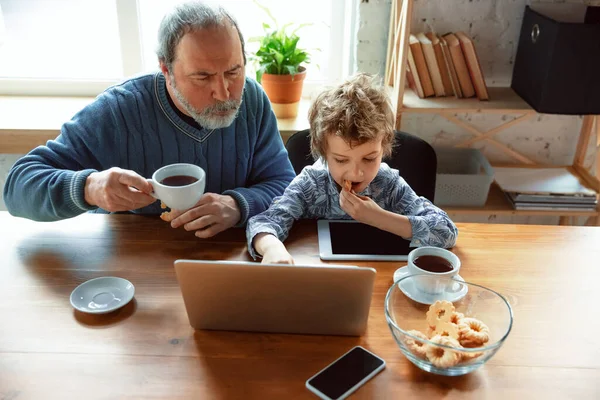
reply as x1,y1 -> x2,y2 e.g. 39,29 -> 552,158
251,1 -> 311,83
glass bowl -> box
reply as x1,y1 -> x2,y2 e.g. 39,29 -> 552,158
385,274 -> 513,376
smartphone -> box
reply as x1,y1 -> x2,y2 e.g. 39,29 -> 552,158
305,346 -> 386,400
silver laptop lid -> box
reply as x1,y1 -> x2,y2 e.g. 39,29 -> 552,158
174,260 -> 376,336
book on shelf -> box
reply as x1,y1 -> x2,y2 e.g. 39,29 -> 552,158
455,31 -> 489,101
406,49 -> 426,98
507,192 -> 597,205
409,34 -> 435,98
416,33 -> 445,97
406,65 -> 425,99
495,166 -> 598,211
442,33 -> 476,98
507,202 -> 598,212
504,195 -> 598,211
439,35 -> 463,98
505,192 -> 597,211
426,32 -> 455,97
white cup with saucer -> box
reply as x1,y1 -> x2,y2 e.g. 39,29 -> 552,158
393,247 -> 466,304
147,163 -> 206,210
408,247 -> 460,294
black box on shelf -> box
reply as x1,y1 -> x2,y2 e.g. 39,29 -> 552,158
511,5 -> 600,115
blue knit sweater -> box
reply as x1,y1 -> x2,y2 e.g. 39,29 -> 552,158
3,73 -> 296,223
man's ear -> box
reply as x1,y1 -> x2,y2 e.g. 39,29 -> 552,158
159,61 -> 172,86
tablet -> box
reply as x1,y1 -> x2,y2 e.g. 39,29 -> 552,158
317,220 -> 415,261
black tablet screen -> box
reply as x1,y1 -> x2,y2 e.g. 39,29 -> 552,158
328,222 -> 414,255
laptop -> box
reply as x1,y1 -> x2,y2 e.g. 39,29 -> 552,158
174,260 -> 376,336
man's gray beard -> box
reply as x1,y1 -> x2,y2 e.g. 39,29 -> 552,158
171,81 -> 243,130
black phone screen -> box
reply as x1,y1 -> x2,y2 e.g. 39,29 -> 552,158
307,347 -> 385,399
329,221 -> 413,255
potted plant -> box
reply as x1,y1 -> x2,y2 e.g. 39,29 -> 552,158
250,4 -> 311,118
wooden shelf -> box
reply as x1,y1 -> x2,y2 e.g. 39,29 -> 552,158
384,0 -> 600,225
401,87 -> 534,114
444,182 -> 599,217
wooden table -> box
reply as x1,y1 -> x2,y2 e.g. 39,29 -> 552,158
1,212 -> 599,399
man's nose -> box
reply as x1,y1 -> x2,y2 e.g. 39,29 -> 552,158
212,75 -> 230,101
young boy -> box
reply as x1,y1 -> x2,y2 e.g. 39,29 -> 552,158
246,73 -> 458,264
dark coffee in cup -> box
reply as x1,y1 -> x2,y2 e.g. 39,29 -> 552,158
160,175 -> 198,187
413,255 -> 453,273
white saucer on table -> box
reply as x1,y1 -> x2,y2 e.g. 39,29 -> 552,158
70,277 -> 135,314
392,266 -> 468,305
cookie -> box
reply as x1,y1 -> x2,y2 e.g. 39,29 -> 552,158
405,330 -> 429,359
425,335 -> 461,368
426,300 -> 455,327
458,317 -> 490,346
429,321 -> 459,340
343,179 -> 352,192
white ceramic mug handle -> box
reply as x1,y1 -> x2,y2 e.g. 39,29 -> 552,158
446,277 -> 464,294
146,179 -> 160,200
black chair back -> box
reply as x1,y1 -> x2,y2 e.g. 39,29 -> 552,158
285,129 -> 437,201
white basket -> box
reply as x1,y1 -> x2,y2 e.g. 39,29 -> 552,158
433,147 -> 495,207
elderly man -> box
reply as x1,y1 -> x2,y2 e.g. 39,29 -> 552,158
3,1 -> 295,238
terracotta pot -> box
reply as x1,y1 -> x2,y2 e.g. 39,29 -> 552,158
261,67 -> 306,118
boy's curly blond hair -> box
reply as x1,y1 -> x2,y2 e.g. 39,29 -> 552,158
308,73 -> 395,160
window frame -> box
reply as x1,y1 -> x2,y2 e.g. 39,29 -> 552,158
0,0 -> 354,97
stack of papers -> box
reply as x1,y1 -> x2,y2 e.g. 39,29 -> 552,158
494,167 -> 598,211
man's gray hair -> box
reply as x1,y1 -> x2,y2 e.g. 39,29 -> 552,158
156,1 -> 246,71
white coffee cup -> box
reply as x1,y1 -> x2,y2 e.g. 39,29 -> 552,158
407,247 -> 461,295
147,163 -> 206,210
